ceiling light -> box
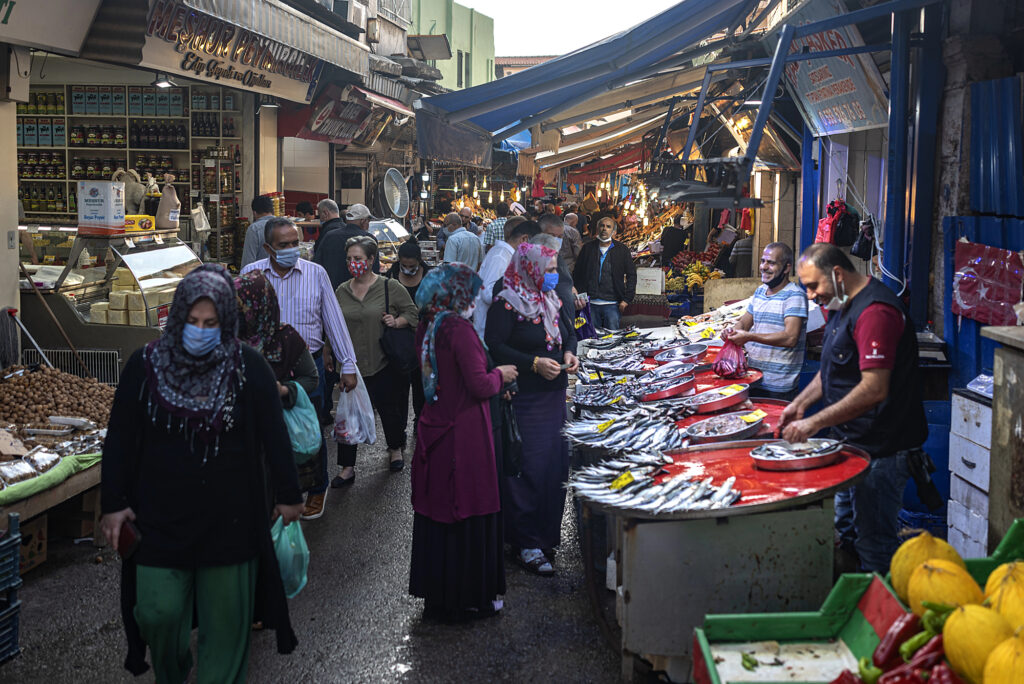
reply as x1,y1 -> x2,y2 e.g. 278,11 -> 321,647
421,172 -> 429,183
152,73 -> 175,88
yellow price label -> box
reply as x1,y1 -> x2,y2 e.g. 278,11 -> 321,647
600,334 -> 615,339
615,377 -> 629,384
609,396 -> 623,404
609,471 -> 635,490
684,320 -> 698,327
718,384 -> 746,396
741,409 -> 767,423
700,327 -> 716,339
588,373 -> 601,381
43,255 -> 56,264
597,418 -> 616,433
625,331 -> 639,338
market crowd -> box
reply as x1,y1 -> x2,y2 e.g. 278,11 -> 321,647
98,195 -> 927,682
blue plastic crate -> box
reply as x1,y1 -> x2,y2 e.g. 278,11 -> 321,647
0,514 -> 20,594
0,596 -> 20,665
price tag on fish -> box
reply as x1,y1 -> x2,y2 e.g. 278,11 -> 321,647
718,384 -> 745,396
596,418 -> 616,433
700,327 -> 716,339
684,320 -> 698,327
615,377 -> 630,384
608,470 -> 635,490
740,409 -> 767,423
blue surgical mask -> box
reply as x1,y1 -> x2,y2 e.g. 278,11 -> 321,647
542,272 -> 559,292
182,323 -> 221,357
272,246 -> 301,269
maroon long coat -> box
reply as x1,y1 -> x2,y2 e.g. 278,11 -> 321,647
412,315 -> 503,523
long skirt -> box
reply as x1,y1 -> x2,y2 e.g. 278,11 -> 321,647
505,389 -> 569,551
409,512 -> 506,618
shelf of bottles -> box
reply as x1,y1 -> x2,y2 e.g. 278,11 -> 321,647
17,84 -> 245,231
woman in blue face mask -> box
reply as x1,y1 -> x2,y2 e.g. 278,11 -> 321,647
98,264 -> 304,683
484,244 -> 579,577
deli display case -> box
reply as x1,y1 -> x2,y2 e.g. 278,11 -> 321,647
17,228 -> 201,376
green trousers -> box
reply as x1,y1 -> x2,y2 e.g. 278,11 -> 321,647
135,559 -> 258,684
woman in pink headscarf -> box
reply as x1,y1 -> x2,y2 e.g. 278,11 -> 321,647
485,243 -> 578,576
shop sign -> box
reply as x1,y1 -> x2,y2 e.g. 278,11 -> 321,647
0,0 -> 102,55
140,0 -> 324,104
776,0 -> 889,136
278,84 -> 392,146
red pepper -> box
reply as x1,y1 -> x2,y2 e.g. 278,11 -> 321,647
829,670 -> 864,684
929,663 -> 964,684
873,613 -> 922,670
877,665 -> 925,684
908,635 -> 943,670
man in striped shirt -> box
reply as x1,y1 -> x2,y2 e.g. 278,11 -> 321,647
241,218 -> 359,520
725,242 -> 807,400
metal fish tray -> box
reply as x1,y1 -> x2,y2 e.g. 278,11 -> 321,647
641,375 -> 695,402
654,343 -> 708,366
750,439 -> 845,471
684,410 -> 765,444
681,383 -> 750,414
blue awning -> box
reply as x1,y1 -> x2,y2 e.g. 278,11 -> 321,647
421,0 -> 750,135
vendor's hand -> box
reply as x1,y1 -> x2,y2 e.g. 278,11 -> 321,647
727,330 -> 752,346
340,373 -> 357,393
277,381 -> 290,398
777,401 -> 805,431
272,502 -> 304,525
100,507 -> 136,551
535,357 -> 561,381
618,301 -> 628,313
382,313 -> 398,328
782,418 -> 816,444
498,365 -> 518,383
563,352 -> 580,374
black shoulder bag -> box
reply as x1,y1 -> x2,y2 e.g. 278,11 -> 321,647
380,277 -> 419,374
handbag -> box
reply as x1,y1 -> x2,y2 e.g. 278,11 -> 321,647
500,397 -> 523,477
282,384 -> 321,464
850,216 -> 875,260
379,277 -> 419,374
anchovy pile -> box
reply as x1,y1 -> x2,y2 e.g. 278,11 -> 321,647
585,327 -> 648,350
563,407 -> 689,451
570,466 -> 741,513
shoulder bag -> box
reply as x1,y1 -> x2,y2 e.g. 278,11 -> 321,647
380,277 -> 419,374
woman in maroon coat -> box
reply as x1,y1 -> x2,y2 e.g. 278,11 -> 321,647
408,263 -> 518,621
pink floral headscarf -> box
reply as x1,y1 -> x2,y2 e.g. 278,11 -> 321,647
496,243 -> 562,345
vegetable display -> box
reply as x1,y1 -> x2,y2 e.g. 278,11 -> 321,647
1,365 -> 114,427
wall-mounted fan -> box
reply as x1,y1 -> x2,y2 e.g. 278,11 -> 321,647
377,167 -> 410,218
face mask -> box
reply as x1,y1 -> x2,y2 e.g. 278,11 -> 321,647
765,265 -> 789,290
182,323 -> 221,357
401,265 -> 420,276
348,260 -> 370,278
460,303 -> 476,320
542,272 -> 559,292
598,233 -> 613,244
825,269 -> 848,311
272,246 -> 300,269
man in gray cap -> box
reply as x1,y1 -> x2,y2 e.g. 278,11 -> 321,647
314,203 -> 379,289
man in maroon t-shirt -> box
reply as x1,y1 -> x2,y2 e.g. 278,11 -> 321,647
779,243 -> 926,572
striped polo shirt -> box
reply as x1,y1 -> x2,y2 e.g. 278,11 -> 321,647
745,282 -> 808,392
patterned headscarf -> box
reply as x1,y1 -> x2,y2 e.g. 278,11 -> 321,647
234,271 -> 307,382
414,263 -> 483,404
143,264 -> 241,454
496,243 -> 562,346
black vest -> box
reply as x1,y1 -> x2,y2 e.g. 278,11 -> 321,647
819,277 -> 927,456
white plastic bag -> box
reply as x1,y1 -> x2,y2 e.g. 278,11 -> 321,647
333,370 -> 376,445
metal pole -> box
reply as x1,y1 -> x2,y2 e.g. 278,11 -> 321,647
652,97 -> 678,159
6,310 -> 52,368
882,10 -> 911,293
17,262 -> 92,377
800,123 -> 820,253
791,0 -> 942,38
682,70 -> 715,162
739,23 -> 795,188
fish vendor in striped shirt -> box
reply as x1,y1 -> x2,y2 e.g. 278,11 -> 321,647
723,242 -> 807,401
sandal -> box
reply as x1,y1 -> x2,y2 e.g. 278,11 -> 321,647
517,548 -> 554,576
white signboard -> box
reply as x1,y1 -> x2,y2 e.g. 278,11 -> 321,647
0,0 -> 102,55
636,267 -> 665,296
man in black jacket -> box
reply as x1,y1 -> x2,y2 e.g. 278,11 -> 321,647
313,202 -> 379,290
313,199 -> 346,255
573,216 -> 637,330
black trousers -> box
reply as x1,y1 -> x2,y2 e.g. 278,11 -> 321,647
337,362 -> 409,467
406,367 -> 425,421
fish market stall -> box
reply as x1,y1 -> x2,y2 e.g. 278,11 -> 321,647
567,329 -> 870,681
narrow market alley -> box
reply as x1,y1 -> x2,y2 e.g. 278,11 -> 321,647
1,420 -> 618,683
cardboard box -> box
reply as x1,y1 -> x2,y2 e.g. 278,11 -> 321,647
71,86 -> 86,114
127,87 -> 142,116
53,119 -> 66,146
76,181 -> 125,229
142,88 -> 156,115
108,291 -> 127,310
112,89 -> 126,115
107,309 -> 127,325
19,514 -> 47,575
37,118 -> 52,146
85,86 -> 99,114
156,91 -> 170,116
22,117 -> 36,146
98,86 -> 112,115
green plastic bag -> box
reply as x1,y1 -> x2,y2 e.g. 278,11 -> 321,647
270,517 -> 309,599
282,384 -> 321,464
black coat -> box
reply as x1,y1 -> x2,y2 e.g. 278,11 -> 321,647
573,240 -> 637,304
313,222 -> 381,290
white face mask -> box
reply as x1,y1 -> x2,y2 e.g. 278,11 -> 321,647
460,303 -> 476,320
825,269 -> 848,311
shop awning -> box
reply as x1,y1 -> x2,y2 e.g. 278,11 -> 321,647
420,0 -> 751,135
352,87 -> 415,118
568,147 -> 646,184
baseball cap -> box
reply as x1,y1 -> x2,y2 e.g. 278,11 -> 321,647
345,203 -> 373,221
509,201 -> 526,216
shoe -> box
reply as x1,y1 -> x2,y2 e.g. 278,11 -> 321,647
301,490 -> 327,520
330,474 -> 355,488
516,548 -> 554,576
388,449 -> 405,473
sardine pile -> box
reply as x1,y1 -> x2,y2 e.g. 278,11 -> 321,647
563,407 -> 689,451
687,414 -> 747,437
570,464 -> 741,513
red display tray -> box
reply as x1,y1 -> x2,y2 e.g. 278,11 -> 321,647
693,368 -> 763,392
674,397 -> 785,434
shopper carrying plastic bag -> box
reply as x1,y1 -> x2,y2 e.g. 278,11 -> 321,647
282,385 -> 321,463
333,369 -> 377,446
271,517 -> 309,599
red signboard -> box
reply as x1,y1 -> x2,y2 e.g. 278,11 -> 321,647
278,84 -> 392,146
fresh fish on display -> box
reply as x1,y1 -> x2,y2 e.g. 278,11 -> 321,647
567,465 -> 742,514
686,414 -> 746,437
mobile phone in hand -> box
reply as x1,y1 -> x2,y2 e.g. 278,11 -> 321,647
117,521 -> 141,559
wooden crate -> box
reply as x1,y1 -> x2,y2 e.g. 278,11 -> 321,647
18,515 -> 46,576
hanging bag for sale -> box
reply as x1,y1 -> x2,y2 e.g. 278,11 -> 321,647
850,216 -> 876,260
832,203 -> 859,247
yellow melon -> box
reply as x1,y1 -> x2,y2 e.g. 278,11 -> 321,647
890,531 -> 965,602
943,604 -> 1013,684
906,559 -> 983,616
985,561 -> 1024,630
983,631 -> 1024,684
